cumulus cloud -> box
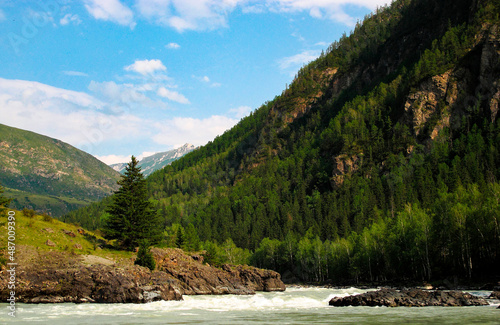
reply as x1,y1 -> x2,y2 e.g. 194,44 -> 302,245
83,0 -> 135,28
124,59 -> 167,75
136,0 -> 245,31
157,87 -> 190,104
0,78 -> 238,161
278,50 -> 321,70
95,154 -> 132,165
152,115 -> 238,148
60,13 -> 82,25
132,0 -> 390,31
0,78 -> 145,152
165,42 -> 181,49
229,105 -> 252,119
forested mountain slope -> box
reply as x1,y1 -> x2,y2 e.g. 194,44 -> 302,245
68,0 -> 500,283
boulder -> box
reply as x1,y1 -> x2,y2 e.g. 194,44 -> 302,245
45,239 -> 56,247
329,288 -> 489,307
489,291 -> 500,299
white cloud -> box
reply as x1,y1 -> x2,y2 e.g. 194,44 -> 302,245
264,0 -> 391,26
166,42 -> 181,49
136,0 -> 245,31
0,78 -> 145,152
194,75 -> 221,87
0,78 -> 240,164
98,151 -> 158,165
83,0 -> 135,28
157,87 -> 190,104
278,50 -> 321,70
95,154 -> 132,165
60,13 -> 82,25
62,70 -> 89,77
124,59 -> 167,75
152,115 -> 238,148
229,105 -> 252,119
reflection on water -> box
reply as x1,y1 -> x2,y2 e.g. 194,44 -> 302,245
1,287 -> 498,324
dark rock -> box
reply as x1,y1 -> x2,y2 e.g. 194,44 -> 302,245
0,265 -> 182,303
329,288 -> 489,307
73,243 -> 83,250
152,248 -> 285,296
0,248 -> 285,303
62,229 -> 76,237
489,291 -> 500,299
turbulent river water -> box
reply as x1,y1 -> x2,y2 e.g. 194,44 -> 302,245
1,287 -> 498,324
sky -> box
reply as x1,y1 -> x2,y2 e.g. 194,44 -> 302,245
0,0 -> 391,165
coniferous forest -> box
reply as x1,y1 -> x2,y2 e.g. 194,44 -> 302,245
65,0 -> 500,284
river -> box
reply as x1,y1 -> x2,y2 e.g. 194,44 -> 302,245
1,287 -> 498,324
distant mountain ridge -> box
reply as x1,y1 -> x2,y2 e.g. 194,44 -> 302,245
0,123 -> 120,216
110,144 -> 197,177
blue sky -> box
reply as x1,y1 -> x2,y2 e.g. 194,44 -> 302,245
0,0 -> 390,164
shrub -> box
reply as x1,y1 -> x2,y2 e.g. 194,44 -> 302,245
134,241 -> 156,271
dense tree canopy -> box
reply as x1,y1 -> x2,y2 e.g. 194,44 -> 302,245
65,0 -> 500,284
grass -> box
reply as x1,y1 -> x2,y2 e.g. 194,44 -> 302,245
0,209 -> 133,266
4,187 -> 92,217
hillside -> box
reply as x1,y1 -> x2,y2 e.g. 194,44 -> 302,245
0,124 -> 120,216
68,0 -> 500,284
110,144 -> 197,177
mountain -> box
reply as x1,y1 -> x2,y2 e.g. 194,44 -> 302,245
0,124 -> 120,216
110,144 -> 197,177
67,0 -> 500,284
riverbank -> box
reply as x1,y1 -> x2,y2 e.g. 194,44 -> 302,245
0,246 -> 285,303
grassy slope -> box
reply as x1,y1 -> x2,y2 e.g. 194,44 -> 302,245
5,188 -> 92,217
0,210 -> 133,266
0,123 -> 120,216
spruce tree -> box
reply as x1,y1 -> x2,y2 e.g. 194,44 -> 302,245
104,156 -> 163,249
135,240 -> 156,271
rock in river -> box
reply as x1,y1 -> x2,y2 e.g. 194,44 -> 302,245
329,288 -> 489,307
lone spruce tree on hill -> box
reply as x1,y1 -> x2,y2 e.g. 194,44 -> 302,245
104,156 -> 163,250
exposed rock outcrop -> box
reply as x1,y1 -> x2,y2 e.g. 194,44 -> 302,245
329,288 -> 489,307
0,248 -> 285,303
489,291 -> 500,299
152,248 -> 285,295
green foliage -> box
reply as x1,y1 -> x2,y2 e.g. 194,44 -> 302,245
67,0 -> 500,283
22,208 -> 36,218
104,156 -> 163,250
202,239 -> 251,266
0,124 -> 120,216
0,183 -> 11,217
134,241 -> 156,271
42,213 -> 53,223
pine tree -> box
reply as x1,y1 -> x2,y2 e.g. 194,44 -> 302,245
104,156 -> 163,249
0,182 -> 12,217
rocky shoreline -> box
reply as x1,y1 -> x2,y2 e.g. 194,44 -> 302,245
329,288 -> 493,307
0,247 -> 285,303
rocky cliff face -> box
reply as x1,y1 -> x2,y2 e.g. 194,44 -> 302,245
0,248 -> 285,303
402,24 -> 500,142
